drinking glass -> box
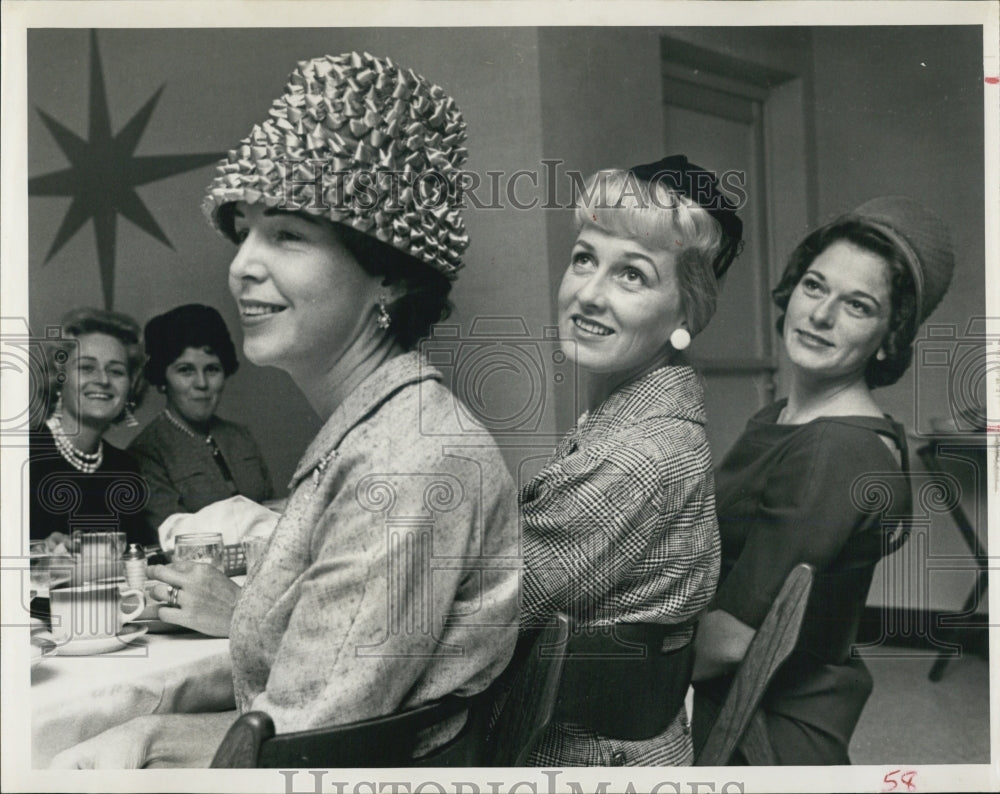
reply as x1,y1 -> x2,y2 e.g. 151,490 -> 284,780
74,531 -> 126,583
173,532 -> 225,571
241,536 -> 270,576
30,541 -> 67,591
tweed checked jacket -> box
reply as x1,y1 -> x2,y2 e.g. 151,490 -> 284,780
519,363 -> 720,765
228,352 -> 520,734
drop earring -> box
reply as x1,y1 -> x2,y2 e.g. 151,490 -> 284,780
376,296 -> 391,330
122,401 -> 139,427
669,328 -> 691,351
876,349 -> 887,361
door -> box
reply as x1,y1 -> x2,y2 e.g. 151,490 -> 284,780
660,38 -> 810,460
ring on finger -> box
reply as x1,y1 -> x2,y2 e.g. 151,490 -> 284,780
166,585 -> 180,609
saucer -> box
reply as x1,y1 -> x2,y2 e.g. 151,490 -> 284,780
50,624 -> 149,656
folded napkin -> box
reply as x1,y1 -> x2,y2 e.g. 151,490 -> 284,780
157,496 -> 280,552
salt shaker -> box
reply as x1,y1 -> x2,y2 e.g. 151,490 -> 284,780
123,543 -> 147,590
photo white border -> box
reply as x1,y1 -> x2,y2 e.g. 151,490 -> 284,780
2,2 -> 997,792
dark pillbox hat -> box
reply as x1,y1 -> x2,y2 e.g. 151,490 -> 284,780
629,154 -> 744,280
849,196 -> 956,326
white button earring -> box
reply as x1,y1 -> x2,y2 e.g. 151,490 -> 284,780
670,327 -> 691,351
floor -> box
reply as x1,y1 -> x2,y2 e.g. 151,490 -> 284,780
849,645 -> 991,764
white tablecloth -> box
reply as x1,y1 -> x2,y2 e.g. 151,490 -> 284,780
31,630 -> 230,768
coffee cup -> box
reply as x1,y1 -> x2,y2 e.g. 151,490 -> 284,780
49,582 -> 145,644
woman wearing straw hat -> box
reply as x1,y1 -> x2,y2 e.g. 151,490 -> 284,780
50,52 -> 519,768
692,197 -> 956,764
515,157 -> 743,766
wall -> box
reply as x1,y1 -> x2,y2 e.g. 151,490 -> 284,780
536,27 -> 673,433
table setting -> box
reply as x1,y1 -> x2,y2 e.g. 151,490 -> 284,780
27,528 -> 264,767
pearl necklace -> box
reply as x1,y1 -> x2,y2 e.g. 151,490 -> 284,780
163,410 -> 240,495
164,409 -> 212,443
46,415 -> 103,473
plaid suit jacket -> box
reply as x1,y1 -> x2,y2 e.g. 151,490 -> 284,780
519,364 -> 720,765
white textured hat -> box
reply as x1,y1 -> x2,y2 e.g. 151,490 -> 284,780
203,52 -> 469,278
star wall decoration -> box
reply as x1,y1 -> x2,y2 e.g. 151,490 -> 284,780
29,30 -> 224,309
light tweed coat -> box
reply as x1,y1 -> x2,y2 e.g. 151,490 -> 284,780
519,364 -> 721,766
229,352 -> 520,735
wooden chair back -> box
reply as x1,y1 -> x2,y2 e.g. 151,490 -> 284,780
694,563 -> 814,766
486,612 -> 571,766
211,695 -> 481,768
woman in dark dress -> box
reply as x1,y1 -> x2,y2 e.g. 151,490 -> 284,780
30,307 -> 155,547
129,303 -> 273,535
692,196 -> 956,764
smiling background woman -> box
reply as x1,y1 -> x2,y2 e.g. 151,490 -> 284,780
692,197 -> 956,765
30,307 -> 154,546
128,303 -> 273,535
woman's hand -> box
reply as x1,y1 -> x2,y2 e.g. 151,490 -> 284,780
49,712 -> 237,768
146,561 -> 241,637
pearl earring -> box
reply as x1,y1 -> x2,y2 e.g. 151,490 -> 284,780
669,328 -> 691,351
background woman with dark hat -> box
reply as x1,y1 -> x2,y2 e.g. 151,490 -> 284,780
692,196 -> 956,765
30,307 -> 154,547
129,303 -> 273,535
517,155 -> 742,766
50,51 -> 519,769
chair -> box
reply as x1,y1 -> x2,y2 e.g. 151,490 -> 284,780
694,563 -> 814,766
484,612 -> 571,766
211,694 -> 484,768
212,614 -> 573,769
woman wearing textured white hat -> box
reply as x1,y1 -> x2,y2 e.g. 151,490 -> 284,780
692,196 -> 956,765
50,52 -> 519,768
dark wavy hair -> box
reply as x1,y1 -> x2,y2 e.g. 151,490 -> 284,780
216,204 -> 452,351
143,304 -> 239,387
51,307 -> 147,419
335,224 -> 453,351
771,219 -> 918,388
